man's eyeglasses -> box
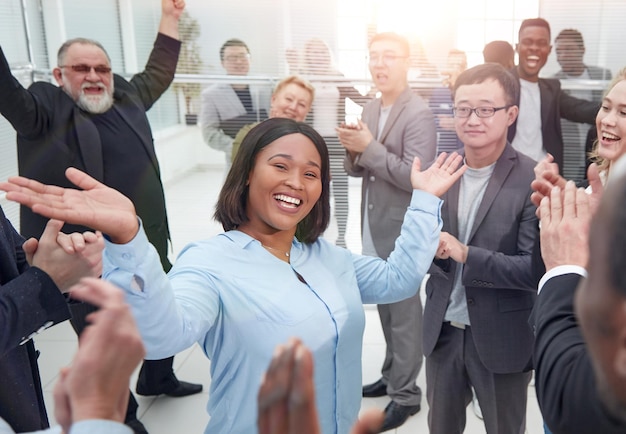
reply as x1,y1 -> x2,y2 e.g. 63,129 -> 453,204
367,54 -> 408,67
452,105 -> 513,118
59,64 -> 112,74
223,54 -> 251,62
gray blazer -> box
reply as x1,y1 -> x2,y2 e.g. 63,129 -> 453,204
423,144 -> 539,374
200,82 -> 271,152
345,87 -> 436,258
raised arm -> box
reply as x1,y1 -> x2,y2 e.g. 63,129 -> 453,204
159,0 -> 186,40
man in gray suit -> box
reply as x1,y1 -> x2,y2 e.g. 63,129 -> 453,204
337,32 -> 436,432
200,38 -> 271,171
423,63 -> 538,434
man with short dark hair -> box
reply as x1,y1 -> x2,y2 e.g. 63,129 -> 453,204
483,40 -> 515,69
200,38 -> 271,171
424,63 -> 538,434
508,18 -> 599,176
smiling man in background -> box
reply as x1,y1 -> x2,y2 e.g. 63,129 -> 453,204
508,18 -> 598,174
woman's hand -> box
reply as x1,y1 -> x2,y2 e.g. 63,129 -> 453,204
0,167 -> 138,244
410,152 -> 466,197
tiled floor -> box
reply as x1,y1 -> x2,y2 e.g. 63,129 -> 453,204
35,166 -> 545,433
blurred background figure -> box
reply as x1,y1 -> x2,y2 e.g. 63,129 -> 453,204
483,40 -> 515,70
429,49 -> 467,154
201,38 -> 271,173
552,28 -> 613,181
288,38 -> 371,248
408,37 -> 439,102
231,75 -> 315,161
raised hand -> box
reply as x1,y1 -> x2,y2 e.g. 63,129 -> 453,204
159,0 -> 186,39
411,152 -> 466,197
0,167 -> 138,244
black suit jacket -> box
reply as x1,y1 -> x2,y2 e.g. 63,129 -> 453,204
0,206 -> 70,432
0,34 -> 180,270
532,273 -> 626,433
507,68 -> 599,172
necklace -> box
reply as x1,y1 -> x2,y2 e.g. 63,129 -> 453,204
262,244 -> 290,258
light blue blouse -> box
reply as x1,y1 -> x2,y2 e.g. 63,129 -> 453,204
103,190 -> 442,434
0,419 -> 131,434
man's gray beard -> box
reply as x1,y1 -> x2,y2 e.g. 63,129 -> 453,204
76,89 -> 114,114
62,76 -> 114,114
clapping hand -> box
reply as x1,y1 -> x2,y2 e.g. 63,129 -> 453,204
539,181 -> 591,271
258,339 -> 384,434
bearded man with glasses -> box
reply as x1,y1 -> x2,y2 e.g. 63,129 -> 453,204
423,63 -> 539,434
0,1 -> 202,433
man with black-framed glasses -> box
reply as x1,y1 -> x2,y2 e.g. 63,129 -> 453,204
0,1 -> 202,433
423,63 -> 539,434
337,31 -> 436,432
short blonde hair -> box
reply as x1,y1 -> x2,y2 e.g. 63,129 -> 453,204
273,75 -> 315,102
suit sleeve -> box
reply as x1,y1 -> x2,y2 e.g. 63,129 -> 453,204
462,185 -> 538,291
200,88 -> 235,152
0,46 -> 55,137
533,274 -> 626,433
354,100 -> 436,192
559,89 -> 600,125
0,215 -> 70,358
128,33 -> 181,111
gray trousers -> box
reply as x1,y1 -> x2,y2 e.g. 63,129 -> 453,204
426,322 -> 531,434
377,289 -> 423,406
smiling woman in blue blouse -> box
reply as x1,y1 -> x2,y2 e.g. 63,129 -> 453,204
1,117 -> 465,434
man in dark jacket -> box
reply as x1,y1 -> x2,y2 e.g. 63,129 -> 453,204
0,1 -> 201,432
0,214 -> 103,432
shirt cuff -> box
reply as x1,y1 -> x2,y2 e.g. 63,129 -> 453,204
410,189 -> 443,217
538,265 -> 587,294
68,420 -> 132,434
103,218 -> 151,271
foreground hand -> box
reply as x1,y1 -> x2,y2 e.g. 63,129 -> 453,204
411,152 -> 466,197
0,168 -> 138,244
28,219 -> 104,292
258,339 -> 383,434
54,278 -> 145,431
539,181 -> 590,270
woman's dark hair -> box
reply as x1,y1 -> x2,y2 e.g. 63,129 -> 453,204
214,117 -> 330,244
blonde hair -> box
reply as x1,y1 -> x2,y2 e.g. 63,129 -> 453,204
589,66 -> 626,173
273,75 -> 315,102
